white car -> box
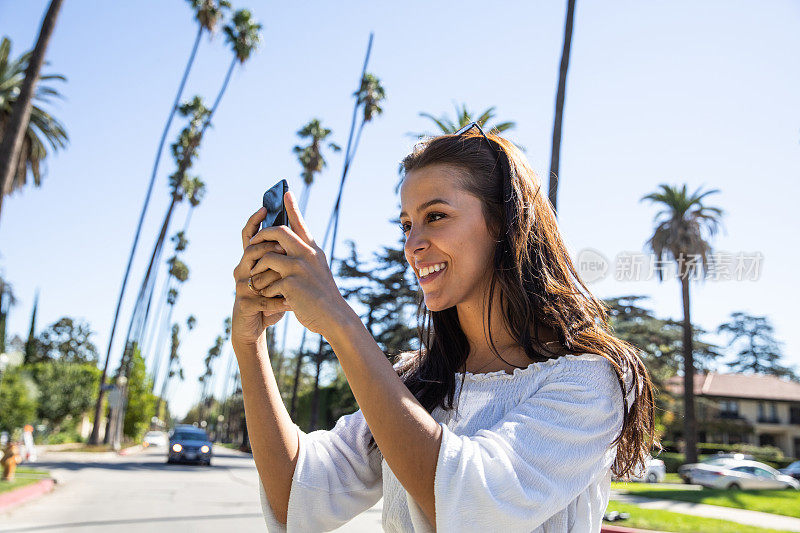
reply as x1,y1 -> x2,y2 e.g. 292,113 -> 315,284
143,431 -> 168,447
613,456 -> 666,483
678,454 -> 753,483
689,459 -> 799,490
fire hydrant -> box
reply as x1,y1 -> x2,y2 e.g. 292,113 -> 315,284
1,442 -> 21,481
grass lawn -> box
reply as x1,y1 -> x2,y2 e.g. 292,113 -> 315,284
612,487 -> 800,519
606,501 -> 789,533
612,481 -> 696,492
0,467 -> 50,495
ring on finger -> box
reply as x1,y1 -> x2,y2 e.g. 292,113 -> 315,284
247,277 -> 259,295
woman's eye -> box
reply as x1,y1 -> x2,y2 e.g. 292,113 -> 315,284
399,213 -> 445,235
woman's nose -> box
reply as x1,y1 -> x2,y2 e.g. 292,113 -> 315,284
404,227 -> 428,255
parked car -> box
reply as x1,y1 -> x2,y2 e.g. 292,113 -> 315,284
688,459 -> 799,490
780,461 -> 800,481
678,453 -> 754,483
143,431 -> 167,448
167,425 -> 213,465
613,456 -> 666,483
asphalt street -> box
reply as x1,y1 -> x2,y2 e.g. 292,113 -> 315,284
1,445 -> 382,532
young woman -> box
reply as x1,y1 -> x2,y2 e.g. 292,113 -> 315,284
231,125 -> 656,532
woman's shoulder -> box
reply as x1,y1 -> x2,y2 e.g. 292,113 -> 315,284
460,352 -> 613,383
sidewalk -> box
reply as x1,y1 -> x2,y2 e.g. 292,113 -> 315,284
612,492 -> 800,532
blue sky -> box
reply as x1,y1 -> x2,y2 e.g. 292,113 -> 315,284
1,1 -> 798,417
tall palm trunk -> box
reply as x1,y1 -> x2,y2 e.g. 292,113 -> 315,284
0,0 -> 63,224
547,0 -> 576,215
90,25 -> 204,445
124,196 -> 179,372
301,35 -> 373,430
289,328 -> 308,418
680,275 -> 698,464
146,206 -> 194,385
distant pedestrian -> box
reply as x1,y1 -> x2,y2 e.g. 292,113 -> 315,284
1,442 -> 21,481
232,125 -> 657,532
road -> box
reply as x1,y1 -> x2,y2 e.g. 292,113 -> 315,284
2,445 -> 382,532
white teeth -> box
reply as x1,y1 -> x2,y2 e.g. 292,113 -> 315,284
419,263 -> 446,278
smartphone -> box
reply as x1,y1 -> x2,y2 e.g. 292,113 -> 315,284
260,179 -> 289,231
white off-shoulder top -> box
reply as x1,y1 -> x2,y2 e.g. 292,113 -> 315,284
259,352 -> 629,532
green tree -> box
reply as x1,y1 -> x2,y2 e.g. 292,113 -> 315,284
603,295 -> 722,440
123,347 -> 156,441
338,236 -> 417,355
0,367 -> 37,432
27,361 -> 100,431
0,0 -> 68,222
718,312 -> 795,378
641,183 -> 724,464
35,316 -> 99,364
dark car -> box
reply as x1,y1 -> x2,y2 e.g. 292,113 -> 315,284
167,425 -> 213,465
780,461 -> 800,481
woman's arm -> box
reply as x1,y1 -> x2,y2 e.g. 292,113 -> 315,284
233,332 -> 299,526
323,304 -> 443,527
247,192 -> 444,526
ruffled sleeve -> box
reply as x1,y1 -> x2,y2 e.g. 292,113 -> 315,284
409,355 -> 626,532
259,408 -> 383,532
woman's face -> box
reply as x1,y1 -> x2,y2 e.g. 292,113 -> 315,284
399,164 -> 496,312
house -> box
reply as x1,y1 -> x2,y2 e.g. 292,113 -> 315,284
667,372 -> 800,458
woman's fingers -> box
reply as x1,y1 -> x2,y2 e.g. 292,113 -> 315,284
234,279 -> 288,311
240,241 -> 289,274
258,277 -> 290,300
250,267 -> 281,291
248,223 -> 311,258
282,191 -> 316,248
241,206 -> 267,250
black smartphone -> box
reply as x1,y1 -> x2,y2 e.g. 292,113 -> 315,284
260,179 -> 289,231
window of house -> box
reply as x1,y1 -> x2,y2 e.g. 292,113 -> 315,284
720,400 -> 739,416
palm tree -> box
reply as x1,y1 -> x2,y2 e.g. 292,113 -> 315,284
414,103 -> 515,137
106,9 -> 261,433
548,0 -> 577,215
273,120 -> 340,385
146,178 -> 205,389
0,0 -> 65,222
212,9 -> 262,119
641,183 -> 724,464
0,36 -> 68,220
0,275 -> 17,353
156,322 -> 187,419
305,64 -> 386,430
122,99 -> 210,376
292,119 -> 341,212
90,0 -> 229,445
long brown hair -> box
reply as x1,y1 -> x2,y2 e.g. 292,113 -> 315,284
371,129 -> 656,477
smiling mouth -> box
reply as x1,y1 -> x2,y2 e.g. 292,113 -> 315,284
418,262 -> 447,284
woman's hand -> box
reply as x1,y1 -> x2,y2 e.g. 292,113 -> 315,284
231,206 -> 291,349
248,190 -> 350,338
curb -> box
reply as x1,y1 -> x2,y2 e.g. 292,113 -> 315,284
118,444 -> 144,456
0,478 -> 55,513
